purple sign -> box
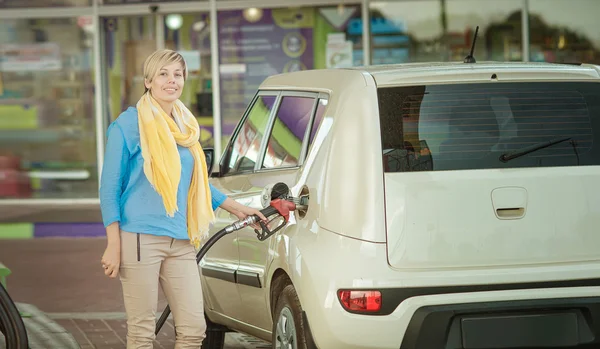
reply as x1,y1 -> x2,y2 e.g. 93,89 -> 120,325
218,8 -> 314,135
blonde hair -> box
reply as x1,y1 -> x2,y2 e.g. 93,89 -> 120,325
142,49 -> 188,93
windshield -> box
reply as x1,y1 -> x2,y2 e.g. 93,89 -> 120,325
378,82 -> 600,172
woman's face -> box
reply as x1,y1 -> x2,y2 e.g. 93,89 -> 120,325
145,62 -> 185,105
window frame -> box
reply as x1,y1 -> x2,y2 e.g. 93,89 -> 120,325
219,89 -> 330,177
218,90 -> 281,177
306,94 -> 330,156
258,90 -> 321,172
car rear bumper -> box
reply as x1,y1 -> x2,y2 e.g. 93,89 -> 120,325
307,285 -> 600,349
402,296 -> 600,349
293,228 -> 600,348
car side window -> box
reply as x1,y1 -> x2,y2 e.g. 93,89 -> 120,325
222,95 -> 277,175
262,95 -> 316,169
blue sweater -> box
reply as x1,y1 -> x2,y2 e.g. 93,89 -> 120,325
99,107 -> 227,240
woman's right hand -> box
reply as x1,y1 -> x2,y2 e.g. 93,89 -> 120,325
101,243 -> 120,278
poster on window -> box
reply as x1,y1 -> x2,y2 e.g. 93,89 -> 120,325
0,0 -> 89,7
218,8 -> 314,136
325,33 -> 353,68
0,43 -> 62,72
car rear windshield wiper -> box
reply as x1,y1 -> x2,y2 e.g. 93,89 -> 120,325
499,136 -> 574,163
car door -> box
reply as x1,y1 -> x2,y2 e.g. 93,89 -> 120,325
201,91 -> 279,320
235,92 -> 327,330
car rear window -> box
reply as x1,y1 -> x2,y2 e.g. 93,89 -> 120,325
378,82 -> 600,172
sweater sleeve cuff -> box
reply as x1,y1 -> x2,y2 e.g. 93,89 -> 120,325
102,215 -> 121,228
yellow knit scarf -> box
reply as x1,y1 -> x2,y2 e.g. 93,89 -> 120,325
136,92 -> 214,248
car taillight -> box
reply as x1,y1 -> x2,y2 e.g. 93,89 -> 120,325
338,290 -> 382,313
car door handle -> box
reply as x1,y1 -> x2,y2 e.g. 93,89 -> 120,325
496,207 -> 525,218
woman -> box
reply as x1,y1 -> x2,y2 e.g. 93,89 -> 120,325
99,49 -> 266,349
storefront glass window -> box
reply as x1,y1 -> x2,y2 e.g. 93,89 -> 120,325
164,13 -> 214,147
369,0 -> 522,63
0,18 -> 97,199
0,0 -> 90,7
217,4 -> 363,150
528,0 -> 600,64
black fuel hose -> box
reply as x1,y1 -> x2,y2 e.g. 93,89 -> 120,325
155,205 -> 280,335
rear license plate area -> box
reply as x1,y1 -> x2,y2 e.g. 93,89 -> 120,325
461,312 -> 579,348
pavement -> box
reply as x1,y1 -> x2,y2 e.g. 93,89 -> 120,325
0,237 -> 270,349
0,303 -> 79,349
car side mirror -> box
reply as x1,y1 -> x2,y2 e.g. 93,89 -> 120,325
203,147 -> 216,177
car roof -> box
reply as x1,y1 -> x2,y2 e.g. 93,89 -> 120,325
260,61 -> 600,91
346,61 -> 592,74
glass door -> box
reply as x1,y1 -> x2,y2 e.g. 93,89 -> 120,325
100,15 -> 157,125
100,12 -> 216,148
163,12 -> 215,148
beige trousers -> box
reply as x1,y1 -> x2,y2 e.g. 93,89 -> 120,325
119,231 -> 206,349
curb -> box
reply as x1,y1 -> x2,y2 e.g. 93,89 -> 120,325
13,303 -> 80,349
